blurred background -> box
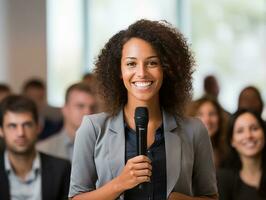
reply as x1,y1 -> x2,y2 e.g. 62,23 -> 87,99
0,0 -> 265,118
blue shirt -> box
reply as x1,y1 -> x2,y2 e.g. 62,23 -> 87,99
4,151 -> 42,200
124,124 -> 167,200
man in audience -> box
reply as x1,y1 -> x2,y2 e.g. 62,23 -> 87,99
22,78 -> 63,139
0,95 -> 71,200
238,85 -> 264,117
82,72 -> 96,86
37,82 -> 97,161
0,83 -> 12,152
203,75 -> 220,99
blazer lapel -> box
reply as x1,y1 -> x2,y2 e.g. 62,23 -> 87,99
41,154 -> 53,200
163,110 -> 182,197
107,110 -> 126,178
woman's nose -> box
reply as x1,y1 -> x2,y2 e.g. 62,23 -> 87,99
244,129 -> 253,138
136,63 -> 146,77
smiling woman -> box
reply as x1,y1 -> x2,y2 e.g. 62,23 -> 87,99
69,19 -> 218,200
217,109 -> 266,200
121,38 -> 163,108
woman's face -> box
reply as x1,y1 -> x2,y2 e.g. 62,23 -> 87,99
231,112 -> 265,159
121,37 -> 163,105
197,101 -> 219,137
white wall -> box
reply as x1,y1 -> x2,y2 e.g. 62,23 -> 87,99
0,0 -> 46,93
0,0 -> 8,82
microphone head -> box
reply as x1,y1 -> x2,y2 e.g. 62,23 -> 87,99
134,107 -> 149,126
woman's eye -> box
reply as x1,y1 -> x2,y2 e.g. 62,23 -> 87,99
251,125 -> 259,131
235,127 -> 244,134
147,60 -> 160,67
126,62 -> 136,67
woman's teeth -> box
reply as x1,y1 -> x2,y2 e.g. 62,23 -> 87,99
133,81 -> 152,88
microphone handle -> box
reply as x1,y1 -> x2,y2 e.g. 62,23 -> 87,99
137,126 -> 147,190
138,127 -> 147,155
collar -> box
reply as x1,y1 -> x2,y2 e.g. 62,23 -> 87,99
62,129 -> 74,147
4,150 -> 41,175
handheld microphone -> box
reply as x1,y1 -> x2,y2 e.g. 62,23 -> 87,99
134,107 -> 149,189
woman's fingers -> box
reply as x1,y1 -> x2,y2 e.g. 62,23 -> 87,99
117,155 -> 152,190
128,161 -> 152,170
130,168 -> 152,177
130,155 -> 151,164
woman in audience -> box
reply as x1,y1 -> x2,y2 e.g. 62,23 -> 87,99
186,96 -> 228,168
218,109 -> 266,200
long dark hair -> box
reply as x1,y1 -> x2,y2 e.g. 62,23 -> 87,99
224,109 -> 266,197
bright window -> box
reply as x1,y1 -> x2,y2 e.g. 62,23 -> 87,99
191,0 -> 266,114
86,0 -> 178,71
47,0 -> 85,106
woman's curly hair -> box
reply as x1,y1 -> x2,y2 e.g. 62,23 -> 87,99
94,19 -> 195,117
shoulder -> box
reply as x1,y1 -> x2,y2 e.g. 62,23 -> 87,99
217,168 -> 237,181
40,152 -> 71,169
217,168 -> 238,196
80,112 -> 110,129
37,131 -> 64,147
77,112 -> 114,136
74,112 -> 114,148
180,117 -> 208,142
181,116 -> 206,132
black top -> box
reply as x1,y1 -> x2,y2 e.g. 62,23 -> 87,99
217,168 -> 265,200
124,124 -> 167,200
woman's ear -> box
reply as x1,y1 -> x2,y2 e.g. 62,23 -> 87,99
0,128 -> 4,137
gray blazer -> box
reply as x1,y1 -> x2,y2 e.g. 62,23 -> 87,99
69,110 -> 217,199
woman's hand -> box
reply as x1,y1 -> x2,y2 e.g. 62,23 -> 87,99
115,155 -> 152,191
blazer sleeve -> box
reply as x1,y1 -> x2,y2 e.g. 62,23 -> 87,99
68,116 -> 98,198
191,119 -> 218,196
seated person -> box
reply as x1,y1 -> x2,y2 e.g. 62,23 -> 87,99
37,83 -> 98,161
238,86 -> 264,117
203,75 -> 220,99
217,109 -> 266,200
186,96 -> 228,169
22,78 -> 63,140
0,95 -> 71,200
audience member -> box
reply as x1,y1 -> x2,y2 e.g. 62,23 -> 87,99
217,109 -> 266,200
0,83 -> 12,152
82,72 -> 96,85
82,72 -> 104,112
22,78 -> 63,139
186,96 -> 228,168
0,95 -> 71,200
238,86 -> 264,117
37,82 -> 97,161
203,75 -> 220,99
